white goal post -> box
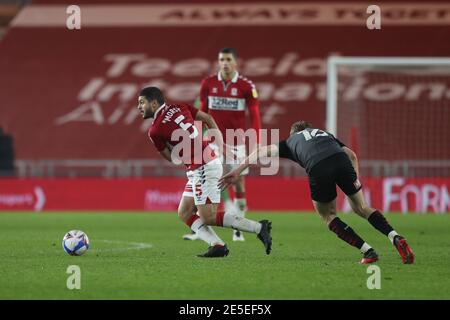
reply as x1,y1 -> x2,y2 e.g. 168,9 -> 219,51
326,56 -> 450,135
326,56 -> 450,178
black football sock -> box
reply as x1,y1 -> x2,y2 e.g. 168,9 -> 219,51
368,210 -> 394,236
328,217 -> 365,250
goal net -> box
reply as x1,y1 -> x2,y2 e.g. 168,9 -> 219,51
327,57 -> 450,178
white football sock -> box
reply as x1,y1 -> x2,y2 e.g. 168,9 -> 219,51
224,199 -> 236,214
360,242 -> 372,253
222,212 -> 261,234
388,230 -> 399,244
234,198 -> 247,218
191,218 -> 225,246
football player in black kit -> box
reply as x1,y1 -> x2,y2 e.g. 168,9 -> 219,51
219,121 -> 414,264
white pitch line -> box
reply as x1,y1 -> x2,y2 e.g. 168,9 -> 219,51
91,239 -> 153,253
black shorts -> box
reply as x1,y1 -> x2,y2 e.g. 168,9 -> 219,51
308,152 -> 362,203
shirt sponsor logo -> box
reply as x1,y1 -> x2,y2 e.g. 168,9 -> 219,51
208,96 -> 245,111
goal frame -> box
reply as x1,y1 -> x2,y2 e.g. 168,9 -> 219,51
326,56 -> 450,135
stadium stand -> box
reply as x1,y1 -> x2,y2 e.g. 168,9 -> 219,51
0,0 -> 449,212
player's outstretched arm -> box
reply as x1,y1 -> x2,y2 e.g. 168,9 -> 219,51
342,146 -> 360,177
219,144 -> 279,189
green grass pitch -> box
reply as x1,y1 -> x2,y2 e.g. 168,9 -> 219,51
0,212 -> 449,299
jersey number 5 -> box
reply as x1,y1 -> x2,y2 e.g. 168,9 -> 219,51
300,129 -> 329,141
174,115 -> 199,139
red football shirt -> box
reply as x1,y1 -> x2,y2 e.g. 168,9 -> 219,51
200,72 -> 261,145
148,103 -> 216,171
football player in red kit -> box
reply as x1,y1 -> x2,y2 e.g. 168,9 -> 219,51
187,47 -> 261,242
137,86 -> 272,257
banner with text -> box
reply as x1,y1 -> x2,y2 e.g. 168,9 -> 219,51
0,3 -> 449,161
0,177 -> 448,213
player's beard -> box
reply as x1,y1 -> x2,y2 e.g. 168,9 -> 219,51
143,109 -> 154,119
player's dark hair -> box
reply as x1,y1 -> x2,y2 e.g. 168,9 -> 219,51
219,47 -> 237,59
139,87 -> 165,106
291,121 -> 312,133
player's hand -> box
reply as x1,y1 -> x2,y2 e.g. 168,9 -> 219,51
218,170 -> 240,190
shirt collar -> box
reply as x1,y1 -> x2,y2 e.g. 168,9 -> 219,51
153,103 -> 166,120
218,71 -> 239,83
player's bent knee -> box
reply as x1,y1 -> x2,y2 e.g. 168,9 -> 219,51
196,206 -> 217,226
178,208 -> 194,223
200,214 -> 216,226
177,211 -> 188,223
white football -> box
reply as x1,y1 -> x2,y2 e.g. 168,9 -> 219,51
62,230 -> 90,256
